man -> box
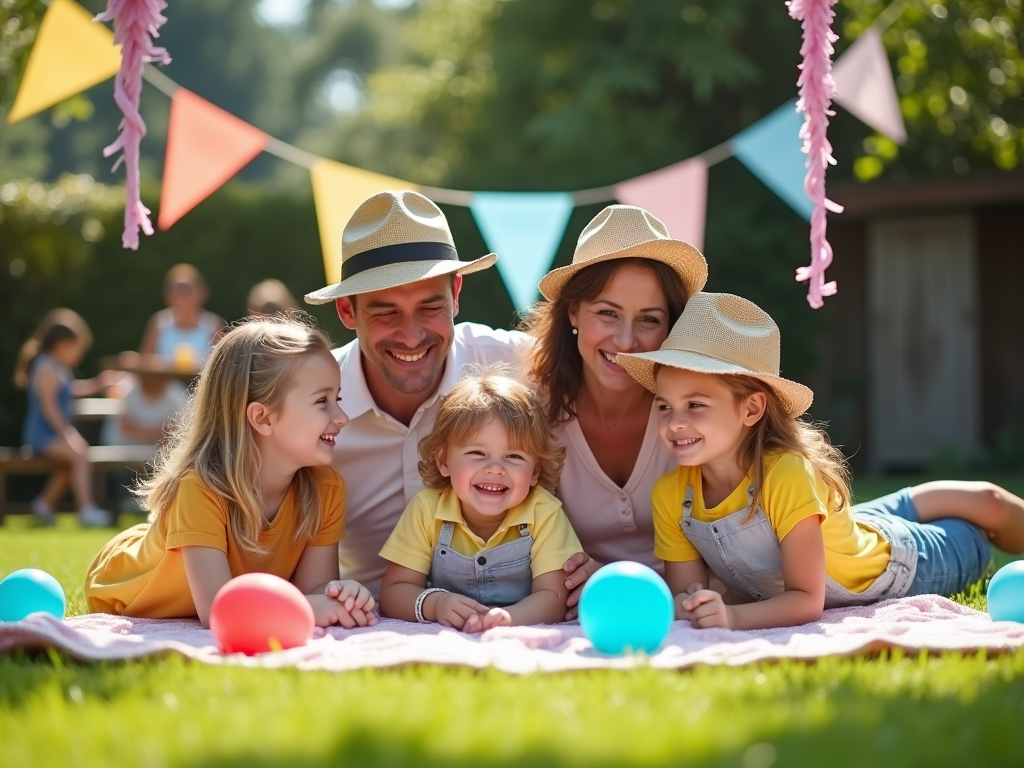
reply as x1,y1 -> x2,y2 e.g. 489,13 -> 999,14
306,190 -> 569,598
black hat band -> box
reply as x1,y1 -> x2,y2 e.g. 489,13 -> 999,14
341,242 -> 459,280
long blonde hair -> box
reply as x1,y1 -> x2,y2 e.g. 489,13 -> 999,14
716,374 -> 851,519
137,316 -> 334,557
418,365 -> 566,492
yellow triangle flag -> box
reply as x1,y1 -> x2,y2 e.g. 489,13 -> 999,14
310,159 -> 417,284
7,0 -> 121,124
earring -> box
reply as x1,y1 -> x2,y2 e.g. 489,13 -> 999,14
571,327 -> 578,335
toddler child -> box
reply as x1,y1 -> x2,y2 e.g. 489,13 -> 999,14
85,316 -> 375,628
617,293 -> 1024,630
379,366 -> 582,631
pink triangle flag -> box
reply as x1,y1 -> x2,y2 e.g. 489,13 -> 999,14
614,157 -> 708,249
158,89 -> 268,229
832,27 -> 907,144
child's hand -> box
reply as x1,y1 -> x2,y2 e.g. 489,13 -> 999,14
676,589 -> 734,629
431,593 -> 486,630
463,607 -> 512,634
324,579 -> 376,614
308,594 -> 378,629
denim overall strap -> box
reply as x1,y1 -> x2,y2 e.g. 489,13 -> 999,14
679,484 -> 782,602
428,520 -> 535,607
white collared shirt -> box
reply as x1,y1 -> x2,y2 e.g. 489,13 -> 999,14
332,322 -> 532,593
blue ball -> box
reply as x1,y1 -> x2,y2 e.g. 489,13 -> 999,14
579,561 -> 674,654
988,561 -> 1024,623
0,569 -> 66,622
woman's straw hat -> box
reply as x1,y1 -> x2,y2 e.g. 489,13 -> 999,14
305,190 -> 497,304
617,293 -> 813,417
537,205 -> 707,301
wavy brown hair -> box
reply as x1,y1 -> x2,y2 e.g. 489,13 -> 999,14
136,315 -> 334,558
418,364 -> 566,492
712,373 -> 851,520
14,308 -> 93,389
522,258 -> 688,424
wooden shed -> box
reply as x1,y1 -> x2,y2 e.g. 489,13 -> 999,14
805,172 -> 1024,472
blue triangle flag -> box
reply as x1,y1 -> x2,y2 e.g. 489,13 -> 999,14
732,100 -> 812,220
470,192 -> 575,312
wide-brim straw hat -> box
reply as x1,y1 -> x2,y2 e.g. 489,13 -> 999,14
617,292 -> 813,417
537,205 -> 707,301
305,190 -> 496,304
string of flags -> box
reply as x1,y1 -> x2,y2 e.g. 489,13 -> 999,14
7,0 -> 906,311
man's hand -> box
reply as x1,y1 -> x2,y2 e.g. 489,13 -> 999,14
428,592 -> 487,630
676,588 -> 734,629
562,552 -> 602,621
324,579 -> 376,614
463,607 -> 512,633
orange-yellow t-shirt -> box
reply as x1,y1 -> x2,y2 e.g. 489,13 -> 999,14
84,466 -> 345,618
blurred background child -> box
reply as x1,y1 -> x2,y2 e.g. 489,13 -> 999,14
247,279 -> 299,318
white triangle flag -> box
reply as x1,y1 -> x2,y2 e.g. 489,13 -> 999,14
833,27 -> 907,144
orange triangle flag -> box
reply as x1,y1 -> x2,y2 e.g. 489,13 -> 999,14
158,89 -> 268,229
7,0 -> 121,124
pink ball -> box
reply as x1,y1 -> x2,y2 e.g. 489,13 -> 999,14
209,573 -> 314,655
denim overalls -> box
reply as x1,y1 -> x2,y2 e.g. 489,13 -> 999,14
427,521 -> 534,607
679,484 -> 919,608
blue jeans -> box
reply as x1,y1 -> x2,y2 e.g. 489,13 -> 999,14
853,488 -> 993,597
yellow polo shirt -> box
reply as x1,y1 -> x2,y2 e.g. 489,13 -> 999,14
84,466 -> 346,618
380,485 -> 583,579
652,452 -> 892,593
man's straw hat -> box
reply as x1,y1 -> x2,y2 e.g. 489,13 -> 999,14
537,205 -> 707,301
305,190 -> 496,303
617,293 -> 813,417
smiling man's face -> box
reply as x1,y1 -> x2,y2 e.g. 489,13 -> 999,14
336,274 -> 461,398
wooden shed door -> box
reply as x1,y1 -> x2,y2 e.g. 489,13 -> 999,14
867,214 -> 979,471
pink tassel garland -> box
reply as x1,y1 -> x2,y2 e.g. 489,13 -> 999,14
787,0 -> 844,309
95,0 -> 171,250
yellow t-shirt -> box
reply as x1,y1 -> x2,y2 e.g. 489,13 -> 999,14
652,452 -> 892,593
380,485 -> 583,579
84,466 -> 346,618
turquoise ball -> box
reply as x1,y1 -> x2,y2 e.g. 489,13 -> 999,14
0,569 -> 67,622
579,561 -> 674,654
988,561 -> 1024,623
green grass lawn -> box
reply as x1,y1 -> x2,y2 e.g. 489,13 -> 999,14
2,476 -> 1024,768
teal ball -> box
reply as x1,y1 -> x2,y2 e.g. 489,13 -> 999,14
579,561 -> 674,654
988,561 -> 1024,623
0,569 -> 67,622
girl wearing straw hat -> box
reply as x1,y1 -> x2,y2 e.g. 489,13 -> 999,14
522,204 -> 708,617
618,293 -> 1024,630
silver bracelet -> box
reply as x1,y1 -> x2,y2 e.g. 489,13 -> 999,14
415,588 -> 448,623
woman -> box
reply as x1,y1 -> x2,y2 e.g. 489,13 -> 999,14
523,205 -> 708,616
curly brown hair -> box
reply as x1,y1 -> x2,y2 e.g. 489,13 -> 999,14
521,258 -> 689,425
417,365 -> 566,492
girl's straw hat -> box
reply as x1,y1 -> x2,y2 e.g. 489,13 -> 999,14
537,205 -> 707,301
617,293 -> 813,417
305,190 -> 497,303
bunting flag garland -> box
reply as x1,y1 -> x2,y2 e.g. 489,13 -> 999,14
832,27 -> 907,144
614,158 -> 708,250
5,0 -> 908,307
158,89 -> 269,230
310,159 -> 417,284
469,192 -> 575,311
732,101 -> 813,220
6,0 -> 121,124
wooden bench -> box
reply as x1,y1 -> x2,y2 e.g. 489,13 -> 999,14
0,445 -> 155,518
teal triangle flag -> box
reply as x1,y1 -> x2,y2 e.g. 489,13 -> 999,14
732,100 -> 812,220
470,192 -> 575,311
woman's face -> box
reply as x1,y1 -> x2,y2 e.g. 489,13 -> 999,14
568,263 -> 673,396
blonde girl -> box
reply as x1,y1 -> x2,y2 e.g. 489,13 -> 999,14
378,366 -> 583,631
15,309 -> 112,527
618,293 -> 1024,630
85,316 -> 375,628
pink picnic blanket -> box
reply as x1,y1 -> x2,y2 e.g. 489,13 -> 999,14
2,595 -> 1022,673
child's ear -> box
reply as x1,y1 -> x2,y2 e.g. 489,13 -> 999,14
435,449 -> 451,478
530,462 -> 541,487
246,401 -> 276,436
741,392 -> 768,427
